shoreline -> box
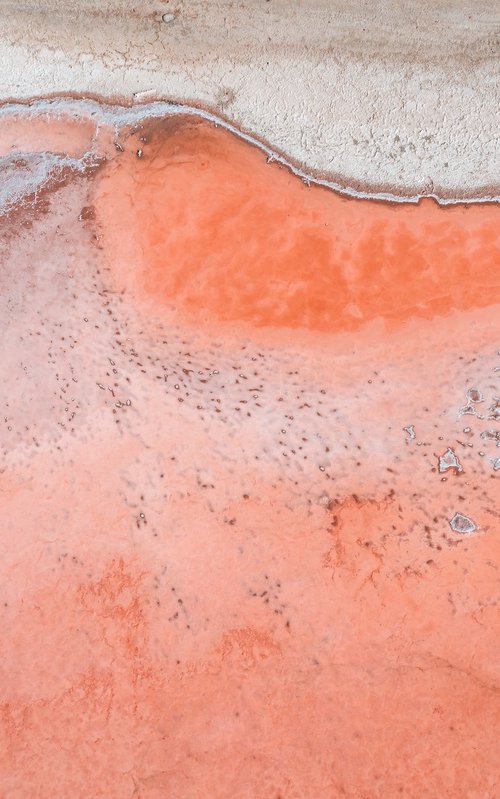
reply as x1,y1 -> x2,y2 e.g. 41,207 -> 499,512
1,96 -> 500,207
1,0 -> 498,203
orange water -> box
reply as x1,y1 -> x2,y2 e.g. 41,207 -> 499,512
0,112 -> 498,798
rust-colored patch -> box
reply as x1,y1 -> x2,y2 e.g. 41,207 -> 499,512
94,117 -> 500,332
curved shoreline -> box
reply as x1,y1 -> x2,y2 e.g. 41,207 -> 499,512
1,96 -> 499,206
1,0 -> 498,204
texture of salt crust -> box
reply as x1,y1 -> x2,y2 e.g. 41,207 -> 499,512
0,151 -> 96,216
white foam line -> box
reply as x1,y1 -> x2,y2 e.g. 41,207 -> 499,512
0,96 -> 499,205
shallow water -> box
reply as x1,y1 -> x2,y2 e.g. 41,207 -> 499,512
0,106 -> 499,798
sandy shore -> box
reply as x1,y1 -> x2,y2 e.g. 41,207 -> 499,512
0,0 -> 499,198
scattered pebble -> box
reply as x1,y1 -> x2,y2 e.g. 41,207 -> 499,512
438,447 -> 463,474
449,512 -> 477,534
466,388 -> 483,403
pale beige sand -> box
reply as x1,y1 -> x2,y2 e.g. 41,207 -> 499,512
0,0 -> 499,198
